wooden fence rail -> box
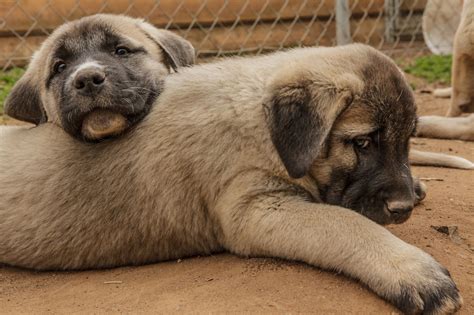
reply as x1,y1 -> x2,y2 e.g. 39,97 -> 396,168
0,0 -> 427,68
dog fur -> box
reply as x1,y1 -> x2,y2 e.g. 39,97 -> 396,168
3,14 -> 195,141
418,0 -> 474,141
0,44 -> 462,314
410,0 -> 474,170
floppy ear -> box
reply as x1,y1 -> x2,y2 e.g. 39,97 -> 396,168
265,80 -> 354,178
4,74 -> 46,125
139,22 -> 195,72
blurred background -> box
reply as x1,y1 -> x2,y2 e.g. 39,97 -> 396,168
0,0 -> 464,118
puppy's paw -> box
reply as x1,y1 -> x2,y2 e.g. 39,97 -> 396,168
382,248 -> 462,314
413,177 -> 426,205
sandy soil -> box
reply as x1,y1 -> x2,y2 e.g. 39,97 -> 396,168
0,91 -> 473,314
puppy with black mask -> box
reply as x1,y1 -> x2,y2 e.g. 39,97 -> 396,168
4,14 -> 195,141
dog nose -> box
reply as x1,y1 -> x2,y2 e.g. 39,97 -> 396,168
385,200 -> 414,215
74,69 -> 106,95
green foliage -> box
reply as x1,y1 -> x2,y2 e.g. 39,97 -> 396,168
0,67 -> 25,115
404,55 -> 452,84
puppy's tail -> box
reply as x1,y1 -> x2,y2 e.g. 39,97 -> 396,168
433,87 -> 452,98
410,149 -> 474,169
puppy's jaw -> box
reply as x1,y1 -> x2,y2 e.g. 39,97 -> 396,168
81,109 -> 128,141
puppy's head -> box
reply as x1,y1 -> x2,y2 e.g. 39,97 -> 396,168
265,44 -> 418,225
4,14 -> 194,141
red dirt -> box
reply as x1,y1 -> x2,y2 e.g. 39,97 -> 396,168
0,91 -> 473,314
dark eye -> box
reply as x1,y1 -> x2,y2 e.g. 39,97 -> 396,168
353,136 -> 371,150
115,47 -> 130,56
54,61 -> 67,74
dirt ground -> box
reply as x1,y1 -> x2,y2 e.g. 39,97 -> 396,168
0,89 -> 473,314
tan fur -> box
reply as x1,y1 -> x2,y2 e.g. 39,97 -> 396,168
448,0 -> 474,117
413,1 -> 474,169
412,113 -> 474,170
411,149 -> 474,169
0,44 -> 462,314
433,87 -> 452,98
432,0 -> 474,115
417,115 -> 474,141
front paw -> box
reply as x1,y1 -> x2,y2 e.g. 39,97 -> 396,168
413,177 -> 426,205
381,248 -> 462,314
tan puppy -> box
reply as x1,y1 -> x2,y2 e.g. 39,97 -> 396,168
448,0 -> 474,117
418,0 -> 474,142
4,14 -> 195,141
413,0 -> 474,169
0,44 -> 462,314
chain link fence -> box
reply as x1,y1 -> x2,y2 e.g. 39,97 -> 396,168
0,0 -> 464,70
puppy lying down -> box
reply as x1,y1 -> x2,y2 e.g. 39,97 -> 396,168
4,14 -> 195,141
0,44 -> 462,314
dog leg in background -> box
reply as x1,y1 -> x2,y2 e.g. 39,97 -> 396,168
410,149 -> 474,169
215,176 -> 462,315
433,87 -> 452,98
448,51 -> 474,117
416,114 -> 474,141
447,0 -> 474,116
412,177 -> 427,204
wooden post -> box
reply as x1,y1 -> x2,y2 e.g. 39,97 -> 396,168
336,0 -> 352,45
385,0 -> 400,43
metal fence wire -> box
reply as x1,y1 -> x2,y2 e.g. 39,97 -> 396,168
0,0 -> 464,70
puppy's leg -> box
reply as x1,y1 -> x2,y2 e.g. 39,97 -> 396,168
433,87 -> 452,98
412,176 -> 427,204
448,52 -> 474,117
410,149 -> 474,169
416,114 -> 474,141
215,176 -> 462,314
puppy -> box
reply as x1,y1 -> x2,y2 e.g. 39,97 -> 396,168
0,44 -> 462,314
417,0 -> 474,142
447,0 -> 474,117
3,14 -> 195,141
408,0 -> 474,170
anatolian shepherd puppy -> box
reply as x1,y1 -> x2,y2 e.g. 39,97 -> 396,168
407,0 -> 474,169
4,14 -> 195,141
417,0 -> 474,142
0,44 -> 462,314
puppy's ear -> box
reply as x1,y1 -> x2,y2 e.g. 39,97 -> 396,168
4,74 -> 46,125
139,22 -> 195,72
265,77 -> 355,178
